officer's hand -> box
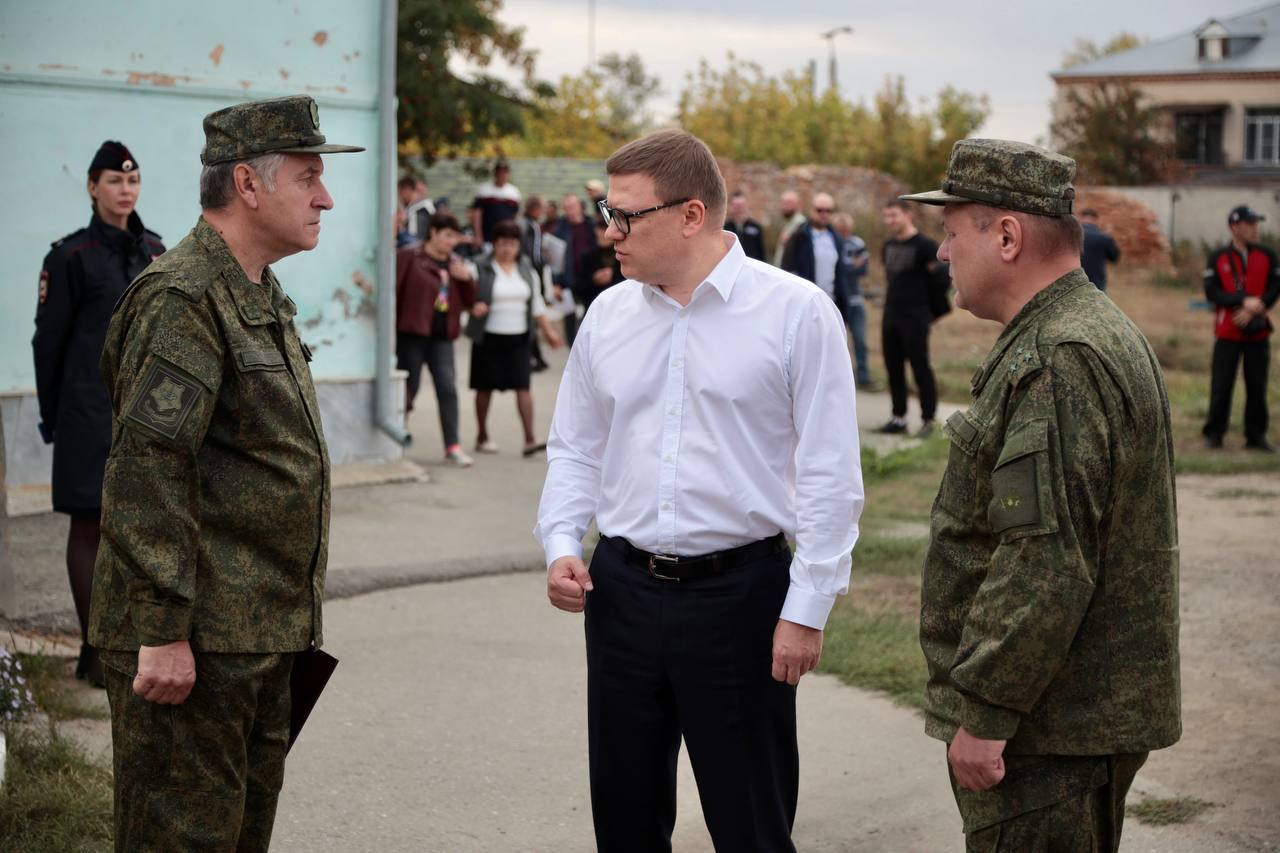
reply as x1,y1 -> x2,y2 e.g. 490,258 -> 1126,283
134,640 -> 196,705
1243,296 -> 1265,315
771,619 -> 822,685
472,302 -> 490,318
547,556 -> 593,613
1232,307 -> 1254,328
948,726 -> 1007,791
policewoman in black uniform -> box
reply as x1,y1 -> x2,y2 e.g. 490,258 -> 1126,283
32,141 -> 165,686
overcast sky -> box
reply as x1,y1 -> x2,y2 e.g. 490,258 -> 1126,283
474,0 -> 1265,145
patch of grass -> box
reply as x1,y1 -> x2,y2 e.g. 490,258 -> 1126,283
820,606 -> 928,709
854,534 -> 928,578
861,435 -> 950,484
1127,795 -> 1216,826
15,654 -> 110,722
0,725 -> 113,852
1209,487 -> 1278,500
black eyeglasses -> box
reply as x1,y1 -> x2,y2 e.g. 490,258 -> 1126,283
596,198 -> 691,235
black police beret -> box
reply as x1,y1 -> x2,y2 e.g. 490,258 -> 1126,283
89,141 -> 138,175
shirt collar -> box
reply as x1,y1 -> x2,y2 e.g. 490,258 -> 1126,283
642,232 -> 745,306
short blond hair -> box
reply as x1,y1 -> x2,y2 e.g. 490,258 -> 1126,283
606,129 -> 727,228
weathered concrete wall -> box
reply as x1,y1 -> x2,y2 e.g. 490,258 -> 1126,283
1093,184 -> 1280,247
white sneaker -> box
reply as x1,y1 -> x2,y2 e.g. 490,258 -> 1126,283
475,440 -> 500,454
445,447 -> 473,467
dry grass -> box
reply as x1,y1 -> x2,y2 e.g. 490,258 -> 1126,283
860,263 -> 1280,474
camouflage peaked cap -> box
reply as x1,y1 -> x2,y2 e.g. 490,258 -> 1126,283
200,95 -> 364,166
900,139 -> 1076,217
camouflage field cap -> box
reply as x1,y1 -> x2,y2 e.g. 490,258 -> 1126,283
200,95 -> 364,166
900,139 -> 1077,217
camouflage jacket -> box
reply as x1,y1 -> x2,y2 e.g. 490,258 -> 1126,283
920,269 -> 1181,755
90,217 -> 329,653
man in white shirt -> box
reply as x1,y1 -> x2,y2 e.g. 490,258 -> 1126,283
535,129 -> 863,852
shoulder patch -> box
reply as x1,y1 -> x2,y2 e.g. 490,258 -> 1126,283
124,360 -> 204,440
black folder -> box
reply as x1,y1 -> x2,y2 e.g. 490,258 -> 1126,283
287,647 -> 339,754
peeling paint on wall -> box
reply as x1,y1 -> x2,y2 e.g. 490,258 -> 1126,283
125,71 -> 189,86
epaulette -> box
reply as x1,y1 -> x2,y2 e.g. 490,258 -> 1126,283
1004,340 -> 1044,389
49,227 -> 89,251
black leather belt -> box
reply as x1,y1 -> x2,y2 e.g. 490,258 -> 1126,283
606,533 -> 789,581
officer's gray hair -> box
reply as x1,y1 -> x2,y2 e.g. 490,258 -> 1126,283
199,153 -> 287,210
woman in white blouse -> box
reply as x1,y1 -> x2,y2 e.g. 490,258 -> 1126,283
465,220 -> 563,455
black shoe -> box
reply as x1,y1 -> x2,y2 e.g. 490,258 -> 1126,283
877,419 -> 908,435
1203,434 -> 1224,449
1245,438 -> 1276,453
857,379 -> 883,392
531,359 -> 549,373
75,643 -> 106,689
916,420 -> 936,438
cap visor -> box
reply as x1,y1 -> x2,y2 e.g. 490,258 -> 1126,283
898,189 -> 970,206
275,143 -> 366,155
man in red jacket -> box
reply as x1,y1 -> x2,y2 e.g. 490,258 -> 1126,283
396,212 -> 482,465
1203,205 -> 1280,451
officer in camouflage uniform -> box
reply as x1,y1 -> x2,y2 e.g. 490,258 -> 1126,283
90,95 -> 362,852
904,140 -> 1180,852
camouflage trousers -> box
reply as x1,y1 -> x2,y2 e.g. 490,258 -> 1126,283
949,751 -> 1148,853
101,650 -> 295,853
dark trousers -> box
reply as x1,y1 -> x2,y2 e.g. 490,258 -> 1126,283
584,536 -> 798,853
396,332 -> 460,449
102,650 -> 294,853
882,310 -> 937,420
954,752 -> 1148,853
845,302 -> 871,385
1204,337 -> 1270,442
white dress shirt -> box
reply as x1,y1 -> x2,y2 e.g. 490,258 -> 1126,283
811,227 -> 839,298
534,233 -> 863,629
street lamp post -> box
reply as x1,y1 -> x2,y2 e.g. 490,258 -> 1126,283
820,26 -> 853,94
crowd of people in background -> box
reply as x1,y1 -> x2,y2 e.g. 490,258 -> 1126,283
392,161 -> 1278,461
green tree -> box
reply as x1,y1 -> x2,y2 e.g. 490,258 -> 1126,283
676,55 -> 988,189
499,52 -> 662,158
1051,81 -> 1175,185
597,52 -> 662,140
397,0 -> 544,163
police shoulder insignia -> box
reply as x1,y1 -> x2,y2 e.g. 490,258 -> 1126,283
125,360 -> 204,440
38,269 -> 49,304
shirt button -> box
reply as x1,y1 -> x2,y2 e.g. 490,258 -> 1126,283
661,501 -> 672,511
671,359 -> 683,368
663,454 -> 673,462
669,407 -> 679,416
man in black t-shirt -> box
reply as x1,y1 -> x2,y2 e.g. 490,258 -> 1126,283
879,200 -> 940,436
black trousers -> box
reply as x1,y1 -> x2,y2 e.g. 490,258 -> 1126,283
396,332 -> 460,449
584,536 -> 798,853
882,310 -> 937,421
1204,338 -> 1271,442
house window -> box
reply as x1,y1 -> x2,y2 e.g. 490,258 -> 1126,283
1244,108 -> 1280,166
1175,111 -> 1224,165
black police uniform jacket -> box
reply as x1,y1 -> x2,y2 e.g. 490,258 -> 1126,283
33,212 -> 165,513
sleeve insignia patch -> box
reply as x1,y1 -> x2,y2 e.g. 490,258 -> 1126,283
125,360 -> 203,439
38,269 -> 49,304
988,456 -> 1039,533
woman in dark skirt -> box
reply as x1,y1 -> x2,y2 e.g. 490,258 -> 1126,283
32,141 -> 165,687
467,220 -> 562,456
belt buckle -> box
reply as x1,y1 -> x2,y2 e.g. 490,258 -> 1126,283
648,553 -> 682,581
